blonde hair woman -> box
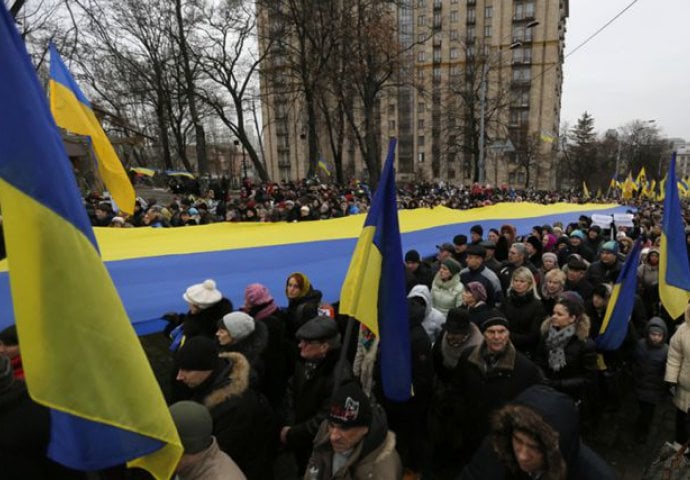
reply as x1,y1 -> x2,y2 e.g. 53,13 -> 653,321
500,267 -> 545,357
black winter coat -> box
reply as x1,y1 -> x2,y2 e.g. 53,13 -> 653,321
535,318 -> 597,402
501,290 -> 545,357
191,352 -> 277,480
633,318 -> 669,404
285,287 -> 322,340
586,259 -> 623,286
181,298 -> 234,339
451,342 -> 542,447
0,381 -> 86,480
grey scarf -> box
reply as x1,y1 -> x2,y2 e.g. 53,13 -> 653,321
545,324 -> 576,372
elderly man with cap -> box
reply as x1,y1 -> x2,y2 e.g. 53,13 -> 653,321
173,336 -> 276,479
169,401 -> 246,480
564,256 -> 594,302
452,234 -> 469,267
281,315 -> 351,474
304,382 -> 402,479
450,313 -> 542,458
469,224 -> 484,245
586,241 -> 623,287
460,244 -> 502,308
404,249 -> 433,290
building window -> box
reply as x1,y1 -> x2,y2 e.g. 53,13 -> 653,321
450,65 -> 461,76
417,50 -> 426,62
510,109 -> 529,126
433,0 -> 442,7
450,10 -> 459,22
418,151 -> 425,163
418,135 -> 425,147
417,69 -> 424,82
466,46 -> 475,58
418,15 -> 426,26
433,66 -> 441,79
484,25 -> 492,37
525,1 -> 535,18
417,0 -> 426,7
433,47 -> 442,62
467,26 -> 476,40
485,5 -> 493,18
418,32 -> 426,43
450,47 -> 459,59
434,12 -> 442,27
389,120 -> 396,130
512,47 -> 532,63
450,30 -> 459,41
512,66 -> 531,81
418,119 -> 425,129
467,7 -> 476,22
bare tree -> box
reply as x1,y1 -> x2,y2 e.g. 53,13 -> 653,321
195,1 -> 271,181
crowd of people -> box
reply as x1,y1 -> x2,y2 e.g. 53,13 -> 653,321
5,183 -> 690,479
85,178 -> 655,228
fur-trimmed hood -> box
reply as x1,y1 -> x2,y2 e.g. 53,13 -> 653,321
203,352 -> 251,409
491,385 -> 579,479
540,314 -> 591,341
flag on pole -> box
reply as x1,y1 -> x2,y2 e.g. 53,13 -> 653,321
621,173 -> 635,199
0,6 -> 181,478
339,139 -> 412,401
659,154 -> 690,319
635,167 -> 647,189
49,44 -> 135,214
317,156 -> 332,176
582,181 -> 590,199
595,240 -> 642,350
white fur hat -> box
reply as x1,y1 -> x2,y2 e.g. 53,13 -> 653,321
221,312 -> 255,342
183,279 -> 222,309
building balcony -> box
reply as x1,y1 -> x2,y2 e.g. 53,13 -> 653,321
277,145 -> 290,153
466,17 -> 476,25
513,14 -> 536,22
467,0 -> 476,5
278,160 -> 291,168
510,79 -> 532,88
511,58 -> 532,65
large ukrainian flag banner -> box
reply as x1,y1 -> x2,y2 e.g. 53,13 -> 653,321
49,43 -> 135,215
596,239 -> 641,350
659,154 -> 690,319
0,6 -> 181,478
339,139 -> 411,401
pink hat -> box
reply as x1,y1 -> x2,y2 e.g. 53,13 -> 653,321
244,283 -> 273,307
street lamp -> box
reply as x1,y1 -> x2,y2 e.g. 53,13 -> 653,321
478,20 -> 539,185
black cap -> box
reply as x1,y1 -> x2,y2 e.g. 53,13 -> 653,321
470,224 -> 483,236
405,249 -> 421,263
480,313 -> 510,333
437,242 -> 455,253
466,244 -> 486,258
480,240 -> 496,250
175,337 -> 219,371
0,325 -> 18,346
453,235 -> 468,246
329,382 -> 372,428
296,315 -> 339,341
446,308 -> 471,334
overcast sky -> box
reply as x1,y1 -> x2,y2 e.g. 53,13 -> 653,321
561,0 -> 690,141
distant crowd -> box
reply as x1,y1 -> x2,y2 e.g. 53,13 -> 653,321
85,178 -> 659,228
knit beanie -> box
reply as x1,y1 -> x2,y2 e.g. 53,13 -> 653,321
405,250 -> 421,263
175,337 -> 219,371
600,241 -> 619,254
0,355 -> 13,392
183,279 -> 222,309
169,401 -> 213,454
221,312 -> 255,342
329,382 -> 372,428
244,283 -> 274,307
470,224 -> 484,236
569,230 -> 585,240
466,281 -> 488,302
446,308 -> 471,334
542,252 -> 558,264
0,325 -> 18,346
480,313 -> 510,333
441,258 -> 462,276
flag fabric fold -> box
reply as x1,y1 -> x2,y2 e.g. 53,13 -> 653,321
595,240 -> 642,351
339,139 -> 412,402
0,6 -> 181,478
659,154 -> 690,319
49,43 -> 135,215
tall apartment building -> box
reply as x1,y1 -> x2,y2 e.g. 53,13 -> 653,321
259,0 -> 568,189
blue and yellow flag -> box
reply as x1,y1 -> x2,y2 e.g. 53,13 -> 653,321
596,240 -> 642,351
0,6 -> 181,477
49,43 -> 135,214
582,181 -> 590,199
317,156 -> 332,176
339,139 -> 411,401
659,154 -> 690,319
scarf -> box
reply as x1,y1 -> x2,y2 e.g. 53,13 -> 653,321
441,333 -> 465,369
545,324 -> 577,372
247,300 -> 278,321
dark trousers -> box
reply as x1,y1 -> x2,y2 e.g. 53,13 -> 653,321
675,408 -> 690,444
636,400 -> 655,435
